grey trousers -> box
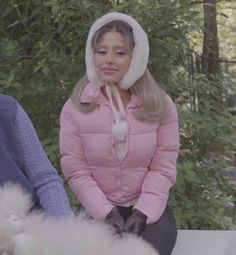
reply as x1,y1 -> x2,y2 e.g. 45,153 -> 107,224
117,206 -> 177,255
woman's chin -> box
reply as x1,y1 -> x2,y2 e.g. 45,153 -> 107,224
98,76 -> 121,85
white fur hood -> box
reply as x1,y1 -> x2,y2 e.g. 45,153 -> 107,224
85,12 -> 149,89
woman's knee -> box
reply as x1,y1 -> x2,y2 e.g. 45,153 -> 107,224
142,207 -> 177,255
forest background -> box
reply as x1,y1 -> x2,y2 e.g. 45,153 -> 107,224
0,0 -> 236,230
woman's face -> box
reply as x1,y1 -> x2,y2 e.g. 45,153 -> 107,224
94,31 -> 132,85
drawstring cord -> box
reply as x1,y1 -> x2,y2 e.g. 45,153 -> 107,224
105,84 -> 125,122
105,84 -> 129,143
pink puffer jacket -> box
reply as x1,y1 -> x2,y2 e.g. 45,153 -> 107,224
59,83 -> 179,224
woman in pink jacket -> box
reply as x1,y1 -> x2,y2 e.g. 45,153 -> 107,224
60,12 -> 179,255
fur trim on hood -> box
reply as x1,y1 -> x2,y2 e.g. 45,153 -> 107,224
85,12 -> 149,89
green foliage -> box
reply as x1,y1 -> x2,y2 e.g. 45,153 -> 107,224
169,70 -> 236,229
170,157 -> 235,229
0,0 -> 235,229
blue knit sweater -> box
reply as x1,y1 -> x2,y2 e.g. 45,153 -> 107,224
0,95 -> 72,217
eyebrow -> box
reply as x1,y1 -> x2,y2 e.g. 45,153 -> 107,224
96,45 -> 128,50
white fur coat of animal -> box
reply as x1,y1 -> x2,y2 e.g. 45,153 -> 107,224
0,184 -> 159,255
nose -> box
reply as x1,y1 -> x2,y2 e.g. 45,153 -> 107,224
105,51 -> 114,64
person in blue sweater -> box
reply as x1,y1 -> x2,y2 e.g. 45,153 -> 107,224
0,94 -> 72,217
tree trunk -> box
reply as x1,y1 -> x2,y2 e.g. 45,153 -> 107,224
199,0 -> 223,111
201,0 -> 220,77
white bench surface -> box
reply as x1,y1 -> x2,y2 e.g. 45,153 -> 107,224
172,230 -> 236,255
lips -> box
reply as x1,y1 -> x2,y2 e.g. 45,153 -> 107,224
102,68 -> 117,74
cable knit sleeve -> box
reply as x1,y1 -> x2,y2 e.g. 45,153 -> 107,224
134,95 -> 180,224
14,103 -> 72,217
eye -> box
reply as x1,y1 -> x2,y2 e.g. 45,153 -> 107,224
116,51 -> 126,55
95,50 -> 106,55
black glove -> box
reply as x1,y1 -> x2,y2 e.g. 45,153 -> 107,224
105,207 -> 125,235
125,209 -> 147,236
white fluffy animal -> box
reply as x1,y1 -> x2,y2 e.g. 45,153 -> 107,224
0,183 -> 159,255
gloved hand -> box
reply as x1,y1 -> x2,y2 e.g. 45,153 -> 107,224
105,207 -> 125,236
125,209 -> 147,236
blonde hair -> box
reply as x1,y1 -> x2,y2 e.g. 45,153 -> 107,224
131,69 -> 167,122
71,20 -> 168,122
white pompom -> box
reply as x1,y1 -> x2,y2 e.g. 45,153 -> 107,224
112,121 -> 129,142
